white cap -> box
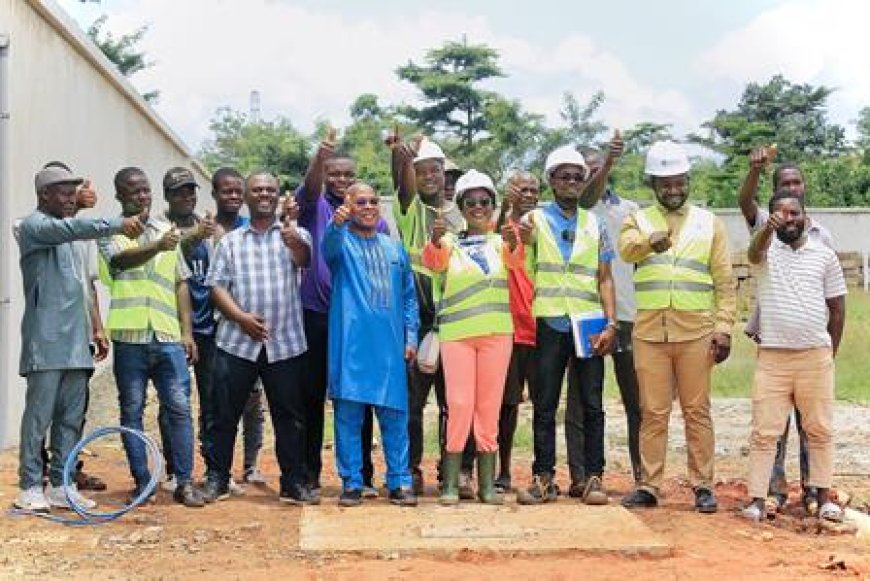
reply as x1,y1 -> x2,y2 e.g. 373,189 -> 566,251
454,169 -> 497,202
544,145 -> 588,184
413,139 -> 446,165
644,141 -> 690,177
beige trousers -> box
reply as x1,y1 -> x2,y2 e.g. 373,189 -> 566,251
747,347 -> 834,499
634,335 -> 715,494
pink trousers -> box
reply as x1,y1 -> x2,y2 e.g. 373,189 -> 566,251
441,334 -> 513,453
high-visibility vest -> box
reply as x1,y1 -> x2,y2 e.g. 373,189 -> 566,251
633,204 -> 715,311
437,233 -> 513,342
99,230 -> 182,338
530,207 -> 601,318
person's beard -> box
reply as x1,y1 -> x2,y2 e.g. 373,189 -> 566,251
776,224 -> 804,244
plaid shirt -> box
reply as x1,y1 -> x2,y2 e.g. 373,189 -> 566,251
206,219 -> 310,362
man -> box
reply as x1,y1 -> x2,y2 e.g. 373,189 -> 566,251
516,144 -> 618,506
15,165 -> 142,512
391,134 -> 472,495
162,167 -> 265,498
296,128 -> 388,500
738,149 -> 833,512
584,147 -> 642,485
492,171 -> 539,493
323,183 -> 419,507
203,171 -> 314,505
741,191 -> 846,523
443,159 -> 463,202
619,141 -> 736,513
210,167 -> 268,486
98,167 -> 204,508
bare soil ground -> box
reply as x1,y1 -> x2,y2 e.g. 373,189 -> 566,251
2,372 -> 870,580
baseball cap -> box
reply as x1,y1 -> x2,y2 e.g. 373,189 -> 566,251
34,166 -> 83,192
163,167 -> 199,191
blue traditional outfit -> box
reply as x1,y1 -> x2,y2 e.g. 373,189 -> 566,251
323,222 -> 419,492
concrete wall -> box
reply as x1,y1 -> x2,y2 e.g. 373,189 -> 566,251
0,0 -> 209,447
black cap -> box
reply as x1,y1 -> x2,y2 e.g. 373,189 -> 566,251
163,167 -> 199,191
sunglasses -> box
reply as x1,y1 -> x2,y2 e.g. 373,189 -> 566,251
462,197 -> 493,209
553,172 -> 586,183
354,197 -> 380,208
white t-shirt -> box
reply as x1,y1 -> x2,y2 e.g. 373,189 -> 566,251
592,190 -> 639,322
753,237 -> 847,349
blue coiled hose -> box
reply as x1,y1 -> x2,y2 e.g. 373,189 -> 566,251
10,426 -> 164,526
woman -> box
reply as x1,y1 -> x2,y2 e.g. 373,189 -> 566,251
422,169 -> 521,505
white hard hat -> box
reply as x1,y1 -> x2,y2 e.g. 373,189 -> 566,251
644,141 -> 690,177
413,139 -> 446,165
544,145 -> 588,184
454,169 -> 497,203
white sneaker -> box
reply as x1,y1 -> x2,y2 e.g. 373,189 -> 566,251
243,467 -> 268,485
228,478 -> 246,497
161,474 -> 178,492
14,486 -> 50,512
46,484 -> 97,510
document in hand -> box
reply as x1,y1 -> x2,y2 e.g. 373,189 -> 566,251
570,311 -> 607,359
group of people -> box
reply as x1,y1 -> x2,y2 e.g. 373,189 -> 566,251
14,128 -> 846,522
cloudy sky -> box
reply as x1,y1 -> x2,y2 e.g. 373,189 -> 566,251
60,0 -> 870,153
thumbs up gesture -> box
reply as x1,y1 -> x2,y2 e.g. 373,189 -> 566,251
430,205 -> 447,246
281,192 -> 299,222
384,122 -> 401,149
158,222 -> 182,251
76,178 -> 97,210
518,210 -> 536,245
608,129 -> 624,161
281,212 -> 302,249
195,209 -> 216,240
318,125 -> 337,160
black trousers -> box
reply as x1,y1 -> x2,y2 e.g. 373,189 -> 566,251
533,322 -> 605,479
211,347 -> 306,492
303,309 -> 375,487
612,322 -> 641,482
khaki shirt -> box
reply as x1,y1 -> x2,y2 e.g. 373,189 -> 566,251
618,202 -> 736,342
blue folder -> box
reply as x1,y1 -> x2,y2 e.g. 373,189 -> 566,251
570,311 -> 608,359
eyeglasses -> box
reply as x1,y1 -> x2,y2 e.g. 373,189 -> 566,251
354,197 -> 380,208
462,197 -> 493,209
552,172 -> 586,183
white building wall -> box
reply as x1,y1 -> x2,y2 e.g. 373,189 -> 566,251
0,0 -> 209,447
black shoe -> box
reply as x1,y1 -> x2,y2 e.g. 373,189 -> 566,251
568,478 -> 587,498
411,471 -> 424,496
201,479 -> 230,503
389,487 -> 418,507
280,484 -> 315,506
621,488 -> 658,508
493,475 -> 511,494
694,487 -> 718,513
338,488 -> 363,507
173,482 -> 206,508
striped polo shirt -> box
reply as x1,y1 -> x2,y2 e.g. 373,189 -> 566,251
753,237 -> 847,349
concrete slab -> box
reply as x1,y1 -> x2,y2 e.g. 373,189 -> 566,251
299,500 -> 671,556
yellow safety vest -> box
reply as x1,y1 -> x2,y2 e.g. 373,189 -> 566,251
99,230 -> 182,338
633,205 -> 715,311
437,233 -> 513,342
529,207 -> 601,318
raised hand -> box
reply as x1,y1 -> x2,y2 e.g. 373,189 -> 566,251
608,129 -> 624,160
765,210 -> 785,232
518,211 -> 535,245
384,122 -> 401,149
430,206 -> 446,246
197,210 -> 216,240
120,215 -> 145,239
649,230 -> 672,254
333,202 -> 351,226
500,223 -> 519,251
282,192 -> 300,222
76,178 -> 97,209
158,223 -> 182,251
281,214 -> 302,248
319,125 -> 338,159
750,143 -> 778,171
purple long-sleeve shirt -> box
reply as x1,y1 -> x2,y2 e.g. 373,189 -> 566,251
296,185 -> 389,313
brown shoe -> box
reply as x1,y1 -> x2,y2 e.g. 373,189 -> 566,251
75,470 -> 107,492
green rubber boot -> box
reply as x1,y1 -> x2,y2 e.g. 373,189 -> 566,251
439,453 -> 462,506
477,452 -> 504,505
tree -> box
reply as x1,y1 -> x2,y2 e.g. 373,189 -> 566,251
621,121 -> 673,154
86,15 -> 159,103
199,108 -> 311,191
856,107 -> 870,163
692,75 -> 846,163
396,39 -> 503,151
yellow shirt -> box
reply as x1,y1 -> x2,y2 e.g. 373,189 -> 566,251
618,203 -> 736,342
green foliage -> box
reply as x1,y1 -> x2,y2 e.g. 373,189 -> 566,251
692,74 -> 846,164
86,15 -> 160,103
199,108 -> 311,191
339,95 -> 406,196
397,39 -> 503,150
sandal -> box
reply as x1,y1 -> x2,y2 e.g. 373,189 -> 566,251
818,501 -> 844,523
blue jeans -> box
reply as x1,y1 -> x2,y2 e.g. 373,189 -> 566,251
19,369 -> 89,489
334,399 -> 411,491
114,340 -> 194,486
